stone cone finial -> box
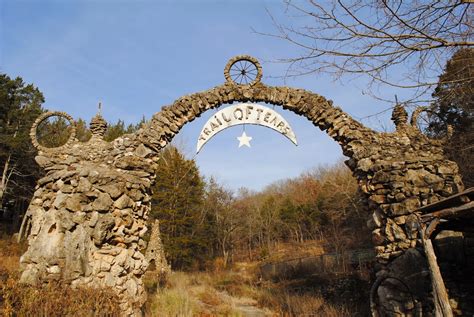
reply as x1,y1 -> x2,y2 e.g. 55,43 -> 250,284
90,103 -> 108,138
391,104 -> 408,129
145,219 -> 170,283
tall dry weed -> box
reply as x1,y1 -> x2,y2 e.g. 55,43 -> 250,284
0,237 -> 121,316
279,293 -> 350,317
145,271 -> 199,316
1,278 -> 122,317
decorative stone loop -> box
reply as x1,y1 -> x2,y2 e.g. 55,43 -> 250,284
224,55 -> 263,86
410,106 -> 429,129
411,106 -> 454,140
30,111 -> 77,152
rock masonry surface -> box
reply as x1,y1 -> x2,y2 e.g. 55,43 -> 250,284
145,219 -> 170,281
21,68 -> 464,316
21,114 -> 155,315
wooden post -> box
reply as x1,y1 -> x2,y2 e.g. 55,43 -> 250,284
422,233 -> 453,317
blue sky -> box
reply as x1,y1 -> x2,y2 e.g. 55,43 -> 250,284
1,0 -> 403,191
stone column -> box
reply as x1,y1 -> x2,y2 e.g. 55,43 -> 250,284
145,219 -> 170,283
361,105 -> 464,315
20,113 -> 158,316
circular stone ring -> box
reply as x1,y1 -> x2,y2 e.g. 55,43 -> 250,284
30,111 -> 77,152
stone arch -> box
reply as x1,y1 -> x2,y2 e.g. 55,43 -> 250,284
20,56 -> 464,316
136,83 -> 462,315
138,83 -> 374,164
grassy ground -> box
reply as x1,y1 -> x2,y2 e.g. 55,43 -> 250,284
1,236 -> 369,316
144,260 -> 366,316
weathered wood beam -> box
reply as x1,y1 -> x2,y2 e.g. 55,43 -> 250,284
416,188 -> 474,214
422,236 -> 453,317
421,201 -> 474,221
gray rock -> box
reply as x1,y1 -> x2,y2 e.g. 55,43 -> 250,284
92,214 -> 115,245
114,194 -> 133,209
77,177 -> 92,192
89,211 -> 99,227
92,193 -> 113,212
53,193 -> 68,208
99,184 -> 124,199
134,144 -> 153,158
65,194 -> 83,212
35,155 -> 52,166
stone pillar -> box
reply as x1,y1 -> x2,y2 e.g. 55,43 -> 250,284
145,219 -> 170,283
361,105 -> 464,315
20,113 -> 157,316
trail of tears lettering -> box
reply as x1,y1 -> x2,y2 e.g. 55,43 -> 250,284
196,103 -> 298,153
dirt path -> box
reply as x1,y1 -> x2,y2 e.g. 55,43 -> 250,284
150,270 -> 275,316
216,290 -> 272,317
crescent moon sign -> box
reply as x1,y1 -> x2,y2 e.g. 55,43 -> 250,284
196,103 -> 298,153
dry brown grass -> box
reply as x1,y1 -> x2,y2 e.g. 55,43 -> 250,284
0,236 -> 121,317
217,260 -> 369,316
0,236 -> 24,285
206,267 -> 352,316
257,290 -> 350,317
198,287 -> 223,307
268,240 -> 326,262
0,235 -> 362,316
1,278 -> 121,317
145,272 -> 201,316
0,236 -> 26,256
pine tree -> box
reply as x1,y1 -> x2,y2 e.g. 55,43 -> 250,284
150,146 -> 211,270
104,119 -> 144,142
76,118 -> 92,142
0,73 -> 45,229
429,48 -> 474,187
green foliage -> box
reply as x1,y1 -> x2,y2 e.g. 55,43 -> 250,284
150,146 -> 213,270
429,48 -> 474,186
0,74 -> 44,159
430,48 -> 473,135
75,116 -> 145,143
75,118 -> 92,142
35,116 -> 72,148
0,73 -> 45,215
104,118 -> 145,142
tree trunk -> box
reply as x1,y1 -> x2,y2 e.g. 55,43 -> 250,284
0,153 -> 12,209
221,236 -> 228,268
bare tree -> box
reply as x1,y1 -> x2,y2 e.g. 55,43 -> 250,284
263,0 -> 473,105
204,177 -> 241,267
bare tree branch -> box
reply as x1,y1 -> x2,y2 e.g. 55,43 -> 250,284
259,0 -> 473,106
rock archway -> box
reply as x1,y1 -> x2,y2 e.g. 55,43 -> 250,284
20,56 -> 464,316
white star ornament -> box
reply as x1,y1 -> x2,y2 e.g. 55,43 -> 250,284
237,131 -> 252,148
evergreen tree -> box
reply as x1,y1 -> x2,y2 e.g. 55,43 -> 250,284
75,116 -> 146,143
429,48 -> 474,187
35,116 -> 72,148
0,73 -> 45,228
150,146 -> 211,270
104,118 -> 145,142
76,118 -> 92,142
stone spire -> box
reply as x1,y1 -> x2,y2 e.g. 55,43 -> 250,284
90,102 -> 107,138
145,219 -> 170,283
391,103 -> 408,130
